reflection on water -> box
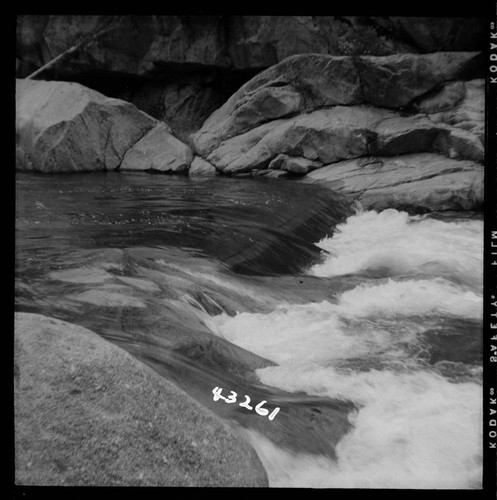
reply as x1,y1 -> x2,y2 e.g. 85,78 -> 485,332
16,171 -> 350,276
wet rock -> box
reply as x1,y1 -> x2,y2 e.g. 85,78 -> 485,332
49,267 -> 113,284
264,170 -> 290,178
68,289 -> 147,309
116,276 -> 161,292
302,153 -> 483,213
189,156 -> 218,176
14,312 -> 268,486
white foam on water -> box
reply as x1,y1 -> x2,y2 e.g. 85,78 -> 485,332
309,209 -> 483,290
213,278 -> 482,365
212,288 -> 482,487
213,302 -> 357,364
337,278 -> 482,320
252,366 -> 482,488
209,209 -> 483,488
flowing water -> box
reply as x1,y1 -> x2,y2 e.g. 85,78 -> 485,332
15,171 -> 483,489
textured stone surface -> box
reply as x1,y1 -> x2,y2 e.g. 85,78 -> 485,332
188,45 -> 484,212
204,106 -> 483,175
16,16 -> 485,144
15,17 -> 485,213
189,156 -> 218,176
16,16 -> 485,79
14,312 -> 269,486
67,289 -> 147,309
205,107 -> 387,173
119,123 -> 193,173
16,79 -> 156,172
419,79 -> 485,142
268,154 -> 322,174
16,79 -> 194,173
369,16 -> 486,53
117,75 -> 250,145
354,52 -> 482,108
192,52 -> 482,156
301,154 -> 483,212
49,267 -> 113,284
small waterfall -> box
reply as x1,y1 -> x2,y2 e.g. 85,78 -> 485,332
15,172 -> 483,488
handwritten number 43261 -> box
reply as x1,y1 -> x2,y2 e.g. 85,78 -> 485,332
212,387 -> 280,421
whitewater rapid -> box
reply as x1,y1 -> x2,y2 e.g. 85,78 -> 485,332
15,171 -> 483,488
209,209 -> 483,488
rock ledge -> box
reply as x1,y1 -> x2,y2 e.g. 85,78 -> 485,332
14,312 -> 268,487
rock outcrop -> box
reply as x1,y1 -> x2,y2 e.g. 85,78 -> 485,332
200,105 -> 484,175
192,52 -> 482,156
16,79 -> 194,173
14,312 -> 269,486
189,156 -> 218,176
118,76 -> 249,144
16,16 -> 485,79
301,154 -> 483,212
190,51 -> 484,212
414,79 -> 484,141
16,16 -> 485,138
15,16 -> 485,212
120,123 -> 193,173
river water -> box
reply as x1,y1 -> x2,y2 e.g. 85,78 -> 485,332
15,171 -> 483,489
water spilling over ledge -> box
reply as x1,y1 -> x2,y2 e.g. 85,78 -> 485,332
15,171 -> 483,488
